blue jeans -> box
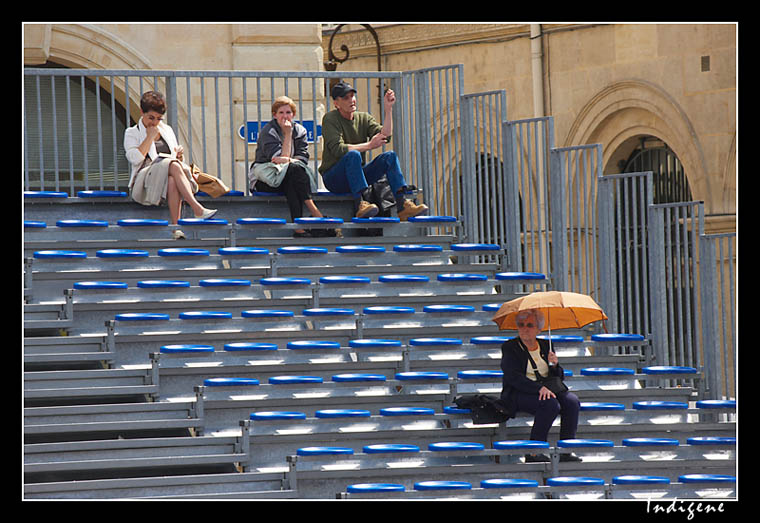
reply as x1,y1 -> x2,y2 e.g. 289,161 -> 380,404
322,150 -> 407,196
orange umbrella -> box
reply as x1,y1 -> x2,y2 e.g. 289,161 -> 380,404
491,291 -> 607,332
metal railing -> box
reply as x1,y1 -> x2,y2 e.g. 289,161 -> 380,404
23,66 -> 464,217
699,232 -> 737,398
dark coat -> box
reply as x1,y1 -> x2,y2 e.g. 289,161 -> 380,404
499,337 -> 567,419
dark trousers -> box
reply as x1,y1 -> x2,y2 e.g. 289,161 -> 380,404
255,163 -> 313,221
515,389 -> 580,442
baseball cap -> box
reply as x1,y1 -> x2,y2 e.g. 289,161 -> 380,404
331,81 -> 357,99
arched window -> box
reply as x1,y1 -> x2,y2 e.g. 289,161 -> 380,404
619,137 -> 692,204
23,63 -> 132,193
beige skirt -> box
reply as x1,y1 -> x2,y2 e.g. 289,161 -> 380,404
130,157 -> 198,206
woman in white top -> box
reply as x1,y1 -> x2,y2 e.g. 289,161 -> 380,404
124,91 -> 216,230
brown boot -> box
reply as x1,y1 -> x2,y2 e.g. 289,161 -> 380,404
397,199 -> 428,221
356,200 -> 379,218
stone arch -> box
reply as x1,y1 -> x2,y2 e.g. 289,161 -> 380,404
42,24 -> 205,171
564,79 -> 710,209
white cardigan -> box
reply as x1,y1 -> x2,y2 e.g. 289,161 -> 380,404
123,118 -> 180,187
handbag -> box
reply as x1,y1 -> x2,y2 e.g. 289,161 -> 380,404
522,341 -> 569,396
191,164 -> 230,198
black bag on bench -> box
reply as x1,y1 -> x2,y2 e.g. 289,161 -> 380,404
453,394 -> 510,424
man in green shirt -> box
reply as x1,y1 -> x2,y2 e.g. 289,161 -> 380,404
319,82 -> 428,220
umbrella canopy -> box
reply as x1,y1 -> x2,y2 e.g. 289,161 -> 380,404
491,291 -> 607,331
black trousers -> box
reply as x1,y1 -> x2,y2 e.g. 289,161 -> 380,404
254,163 -> 313,221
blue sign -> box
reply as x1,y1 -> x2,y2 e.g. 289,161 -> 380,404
238,120 -> 321,144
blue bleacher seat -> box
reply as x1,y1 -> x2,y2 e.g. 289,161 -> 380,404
481,479 -> 540,489
407,216 -> 456,223
443,406 -> 470,415
409,338 -> 462,346
56,219 -> 108,227
622,438 -> 679,447
347,483 -> 406,493
378,274 -> 430,283
678,474 -> 735,484
393,244 -> 443,252
470,335 -> 512,344
315,409 -> 371,418
278,246 -> 328,254
218,247 -> 269,256
295,217 -> 343,225
546,477 -> 605,487
249,411 -> 305,420
115,313 -> 170,321
422,304 -> 475,313
319,276 -> 371,284
24,220 -> 46,228
297,447 -> 354,456
286,340 -> 341,350
205,377 -> 260,386
241,310 -> 295,318
482,303 -> 501,311
696,399 -> 736,409
160,344 -> 215,354
137,280 -> 190,288
268,376 -> 323,385
493,440 -> 550,450
331,374 -> 386,382
117,219 -> 169,227
363,306 -> 415,314
437,273 -> 488,282
348,339 -> 402,349
363,444 -> 420,454
633,401 -> 689,410
336,245 -> 386,254
580,402 -> 626,411
24,190 -> 68,198
687,437 -> 736,445
224,342 -> 278,351
259,277 -> 311,286
198,279 -> 251,287
77,190 -> 127,198
580,367 -> 635,376
158,248 -> 210,257
379,407 -> 435,416
457,370 -> 503,379
612,475 -> 670,485
236,217 -> 287,225
450,243 -> 500,251
428,442 -> 484,451
73,281 -> 128,290
33,250 -> 87,259
414,481 -> 471,491
96,249 -> 149,258
590,333 -> 645,343
395,371 -> 448,381
177,218 -> 227,226
179,311 -> 232,320
538,335 -> 584,343
495,272 -> 546,280
642,366 -> 698,374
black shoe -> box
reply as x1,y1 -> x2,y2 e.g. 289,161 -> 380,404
524,453 -> 551,463
560,452 -> 582,463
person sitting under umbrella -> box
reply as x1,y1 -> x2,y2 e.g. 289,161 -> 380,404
499,309 -> 582,463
